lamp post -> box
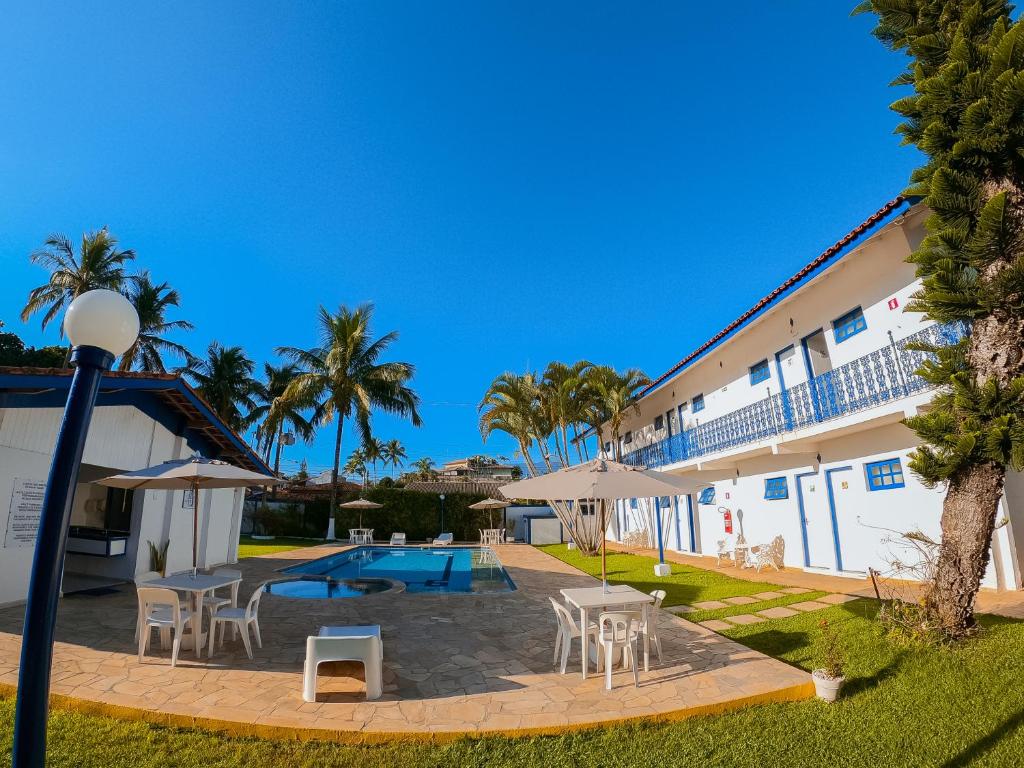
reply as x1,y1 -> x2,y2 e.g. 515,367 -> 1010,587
439,493 -> 446,534
12,290 -> 139,768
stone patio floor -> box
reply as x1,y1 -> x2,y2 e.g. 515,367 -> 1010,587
0,544 -> 812,739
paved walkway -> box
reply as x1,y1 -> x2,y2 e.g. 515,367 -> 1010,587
611,543 -> 1024,619
0,544 -> 811,739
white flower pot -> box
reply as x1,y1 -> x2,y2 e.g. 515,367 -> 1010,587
654,563 -> 671,577
812,670 -> 845,703
567,541 -> 577,550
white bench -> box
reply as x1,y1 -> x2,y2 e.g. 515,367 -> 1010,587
303,625 -> 383,702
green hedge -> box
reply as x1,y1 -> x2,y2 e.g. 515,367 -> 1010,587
286,487 -> 502,542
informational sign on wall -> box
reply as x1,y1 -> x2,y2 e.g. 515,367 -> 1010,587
4,477 -> 46,549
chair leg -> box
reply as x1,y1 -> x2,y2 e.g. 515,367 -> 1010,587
171,627 -> 182,668
239,621 -> 254,660
654,631 -> 663,662
553,631 -> 562,664
629,641 -> 640,687
159,626 -> 170,649
138,625 -> 147,663
208,619 -> 218,659
604,644 -> 614,691
252,618 -> 262,649
559,633 -> 571,674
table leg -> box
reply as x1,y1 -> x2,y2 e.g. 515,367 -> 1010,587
643,604 -> 650,672
580,606 -> 588,679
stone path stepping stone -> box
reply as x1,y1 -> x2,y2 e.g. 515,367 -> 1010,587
818,593 -> 859,605
789,600 -> 830,612
758,606 -> 799,619
692,600 -> 728,610
726,613 -> 765,625
723,596 -> 758,606
753,591 -> 785,600
698,619 -> 733,631
778,587 -> 813,595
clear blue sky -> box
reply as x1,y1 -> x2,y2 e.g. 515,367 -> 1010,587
0,1 -> 920,477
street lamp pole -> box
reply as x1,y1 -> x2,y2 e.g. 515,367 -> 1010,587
12,290 -> 138,768
439,493 -> 446,533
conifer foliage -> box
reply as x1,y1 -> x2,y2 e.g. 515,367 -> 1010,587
858,0 -> 1024,637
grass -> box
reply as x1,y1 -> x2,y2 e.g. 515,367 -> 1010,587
537,543 -> 787,607
4,547 -> 1024,766
236,536 -> 322,559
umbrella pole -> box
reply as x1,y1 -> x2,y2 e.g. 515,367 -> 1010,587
601,498 -> 608,593
192,480 -> 199,577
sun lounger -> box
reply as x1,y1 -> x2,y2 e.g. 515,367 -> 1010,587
390,532 -> 406,546
432,533 -> 454,546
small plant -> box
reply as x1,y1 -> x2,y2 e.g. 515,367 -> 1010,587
816,619 -> 845,680
147,539 -> 170,576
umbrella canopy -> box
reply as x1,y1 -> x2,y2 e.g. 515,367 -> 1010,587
97,457 -> 281,574
468,497 -> 510,528
500,459 -> 709,588
337,498 -> 384,528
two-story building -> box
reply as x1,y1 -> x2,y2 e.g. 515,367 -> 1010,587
598,197 -> 1024,591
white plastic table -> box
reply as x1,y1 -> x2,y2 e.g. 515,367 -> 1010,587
149,572 -> 243,655
560,584 -> 655,680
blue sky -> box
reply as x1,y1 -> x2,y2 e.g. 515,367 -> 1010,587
0,1 -> 920,478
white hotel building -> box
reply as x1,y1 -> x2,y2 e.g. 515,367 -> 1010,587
601,197 -> 1024,591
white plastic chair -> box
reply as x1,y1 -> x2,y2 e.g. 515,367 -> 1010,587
597,611 -> 642,690
136,587 -> 194,667
432,533 -> 454,546
207,582 -> 266,660
348,529 -> 359,544
202,568 -> 242,624
640,589 -> 666,662
549,597 -> 599,674
716,535 -> 736,566
303,625 -> 383,702
390,532 -> 406,546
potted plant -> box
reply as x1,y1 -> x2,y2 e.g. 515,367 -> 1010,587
812,619 -> 846,702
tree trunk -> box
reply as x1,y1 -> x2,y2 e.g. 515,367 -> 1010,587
271,425 -> 283,501
329,416 -> 345,524
928,461 -> 1005,636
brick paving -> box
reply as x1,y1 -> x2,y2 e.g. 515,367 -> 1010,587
0,544 -> 810,736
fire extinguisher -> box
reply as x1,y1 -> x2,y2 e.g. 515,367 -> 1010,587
723,508 -> 733,534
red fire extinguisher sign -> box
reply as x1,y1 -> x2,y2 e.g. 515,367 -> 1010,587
723,509 -> 733,534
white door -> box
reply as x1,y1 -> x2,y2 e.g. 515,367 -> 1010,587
797,473 -> 836,569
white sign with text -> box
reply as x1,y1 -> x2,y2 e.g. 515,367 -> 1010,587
4,477 -> 46,549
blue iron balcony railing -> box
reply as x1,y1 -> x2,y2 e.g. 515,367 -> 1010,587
621,322 -> 968,469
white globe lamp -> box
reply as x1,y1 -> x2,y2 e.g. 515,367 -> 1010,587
63,289 -> 140,357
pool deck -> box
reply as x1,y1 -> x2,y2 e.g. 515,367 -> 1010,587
0,544 -> 812,739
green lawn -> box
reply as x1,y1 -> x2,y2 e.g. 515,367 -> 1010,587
236,536 -> 321,559
3,549 -> 1024,766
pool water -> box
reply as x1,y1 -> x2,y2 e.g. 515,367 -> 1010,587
265,577 -> 392,599
279,546 -> 515,595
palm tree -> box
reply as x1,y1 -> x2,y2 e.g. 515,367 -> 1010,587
362,436 -> 385,486
382,439 -> 407,478
21,228 -> 136,364
479,371 -> 545,476
117,271 -> 194,372
411,456 -> 435,480
542,360 -> 592,466
248,362 -> 315,478
278,303 -> 422,518
343,448 -> 369,490
178,342 -> 260,433
582,366 -> 650,460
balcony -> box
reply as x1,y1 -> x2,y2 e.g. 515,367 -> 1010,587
621,322 -> 968,469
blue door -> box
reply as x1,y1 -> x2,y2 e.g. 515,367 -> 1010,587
774,345 -> 796,431
795,472 -> 837,568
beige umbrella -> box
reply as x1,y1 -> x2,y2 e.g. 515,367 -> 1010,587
97,456 -> 281,575
500,459 -> 708,589
468,497 -> 509,528
337,498 -> 384,528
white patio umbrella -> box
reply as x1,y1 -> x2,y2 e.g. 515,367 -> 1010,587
96,456 -> 282,576
337,498 -> 384,528
468,497 -> 509,528
500,459 -> 708,589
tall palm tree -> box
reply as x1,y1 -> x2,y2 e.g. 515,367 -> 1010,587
343,448 -> 369,490
21,228 -> 136,364
117,271 -> 194,372
542,360 -> 592,466
362,436 -> 385,485
178,342 -> 260,433
381,439 -> 407,478
248,362 -> 315,478
479,371 -> 545,476
279,303 -> 422,518
582,366 -> 650,460
411,456 -> 435,480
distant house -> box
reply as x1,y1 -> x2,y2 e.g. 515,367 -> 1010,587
0,367 -> 270,607
438,457 -> 517,481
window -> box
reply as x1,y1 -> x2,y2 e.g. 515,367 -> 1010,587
832,306 -> 867,343
764,477 -> 788,500
749,359 -> 770,385
654,415 -> 664,431
630,498 -> 638,509
658,496 -> 671,508
866,458 -> 905,491
603,442 -> 611,454
579,501 -> 596,516
698,487 -> 716,505
624,431 -> 633,444
692,394 -> 705,413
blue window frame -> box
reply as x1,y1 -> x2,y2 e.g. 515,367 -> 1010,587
832,306 -> 867,343
692,394 -> 705,413
764,476 -> 788,500
865,458 -> 905,491
658,496 -> 670,507
749,359 -> 770,385
629,498 -> 638,509
698,487 -> 715,504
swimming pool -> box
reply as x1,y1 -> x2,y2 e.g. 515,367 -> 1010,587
276,546 -> 516,596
